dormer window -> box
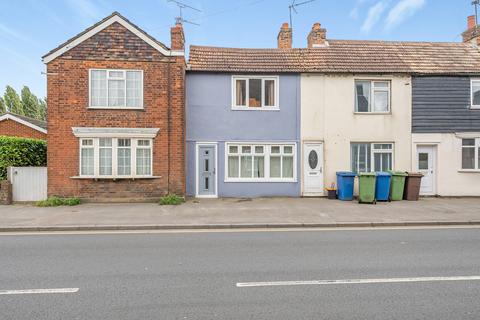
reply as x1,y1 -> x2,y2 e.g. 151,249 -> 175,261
232,76 -> 279,110
89,69 -> 143,109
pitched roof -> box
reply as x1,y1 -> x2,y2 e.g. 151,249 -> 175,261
42,12 -> 183,63
188,40 -> 480,75
0,112 -> 47,133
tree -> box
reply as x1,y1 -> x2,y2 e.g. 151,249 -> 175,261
0,97 -> 5,113
3,86 -> 23,115
21,86 -> 40,118
38,98 -> 47,121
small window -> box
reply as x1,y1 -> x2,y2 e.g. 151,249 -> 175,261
80,139 -> 94,176
461,138 -> 477,169
232,76 -> 278,109
355,80 -> 390,113
90,69 -> 143,108
471,80 -> 480,108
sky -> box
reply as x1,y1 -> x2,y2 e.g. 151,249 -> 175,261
0,0 -> 476,98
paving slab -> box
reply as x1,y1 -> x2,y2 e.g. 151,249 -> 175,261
0,197 -> 479,231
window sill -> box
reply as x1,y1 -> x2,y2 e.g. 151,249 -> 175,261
470,106 -> 480,110
70,176 -> 161,180
354,112 -> 391,115
458,170 -> 480,173
88,106 -> 145,110
231,107 -> 280,111
224,178 -> 297,183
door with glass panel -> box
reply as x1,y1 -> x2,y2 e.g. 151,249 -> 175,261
197,145 -> 216,197
303,143 -> 324,195
417,146 -> 436,195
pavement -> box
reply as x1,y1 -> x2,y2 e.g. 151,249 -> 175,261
1,228 -> 480,319
0,197 -> 480,231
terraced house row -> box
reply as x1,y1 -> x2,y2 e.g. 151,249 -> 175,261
43,12 -> 480,201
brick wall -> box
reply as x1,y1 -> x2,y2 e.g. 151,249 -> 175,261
46,21 -> 185,201
0,180 -> 12,205
0,119 -> 46,140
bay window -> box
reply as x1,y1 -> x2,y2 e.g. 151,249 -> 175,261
351,143 -> 394,173
232,76 -> 278,110
355,80 -> 390,113
89,69 -> 143,108
79,137 -> 152,178
461,138 -> 480,170
226,143 -> 295,181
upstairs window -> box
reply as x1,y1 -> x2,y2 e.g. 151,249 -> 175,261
355,80 -> 390,113
471,79 -> 480,108
89,69 -> 143,109
232,76 -> 278,110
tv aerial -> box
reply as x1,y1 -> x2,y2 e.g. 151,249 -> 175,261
167,0 -> 202,26
289,0 -> 317,28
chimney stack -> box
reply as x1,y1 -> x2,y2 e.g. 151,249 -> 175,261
307,23 -> 327,48
171,22 -> 185,51
463,15 -> 480,46
277,23 -> 292,49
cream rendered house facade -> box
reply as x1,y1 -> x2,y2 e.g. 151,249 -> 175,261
301,74 -> 412,196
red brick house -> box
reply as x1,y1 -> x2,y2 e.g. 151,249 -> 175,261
0,112 -> 47,140
42,12 -> 186,201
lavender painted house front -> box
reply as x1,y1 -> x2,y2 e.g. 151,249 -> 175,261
186,72 -> 301,198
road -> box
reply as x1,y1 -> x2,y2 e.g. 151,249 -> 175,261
1,227 -> 480,319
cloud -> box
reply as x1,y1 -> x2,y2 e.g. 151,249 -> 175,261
385,0 -> 425,30
0,23 -> 29,42
361,1 -> 387,33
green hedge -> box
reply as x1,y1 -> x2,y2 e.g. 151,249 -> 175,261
0,136 -> 47,180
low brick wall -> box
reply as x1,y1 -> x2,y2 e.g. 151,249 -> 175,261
0,181 -> 12,205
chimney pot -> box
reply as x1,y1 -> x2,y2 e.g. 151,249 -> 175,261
277,22 -> 292,49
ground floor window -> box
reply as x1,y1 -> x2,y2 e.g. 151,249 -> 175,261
226,143 -> 295,181
351,142 -> 393,173
79,138 -> 152,178
461,138 -> 480,170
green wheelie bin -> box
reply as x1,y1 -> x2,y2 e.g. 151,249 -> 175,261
358,172 -> 376,204
389,171 -> 408,201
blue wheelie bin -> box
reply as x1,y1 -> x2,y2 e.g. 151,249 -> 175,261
375,172 -> 392,201
336,172 -> 356,201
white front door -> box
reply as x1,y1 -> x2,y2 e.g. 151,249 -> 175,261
417,146 -> 436,195
303,143 -> 324,195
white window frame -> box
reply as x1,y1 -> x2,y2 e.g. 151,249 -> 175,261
78,137 -> 153,178
89,69 -> 144,109
224,142 -> 296,182
231,76 -> 280,110
470,79 -> 480,109
460,138 -> 480,171
354,80 -> 391,113
351,142 -> 395,173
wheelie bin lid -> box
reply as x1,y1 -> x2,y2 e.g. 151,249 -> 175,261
387,170 -> 408,176
359,172 -> 375,176
406,172 -> 424,177
376,171 -> 392,176
336,171 -> 357,177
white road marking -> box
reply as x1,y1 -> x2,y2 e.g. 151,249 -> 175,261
236,276 -> 480,288
0,288 -> 79,295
